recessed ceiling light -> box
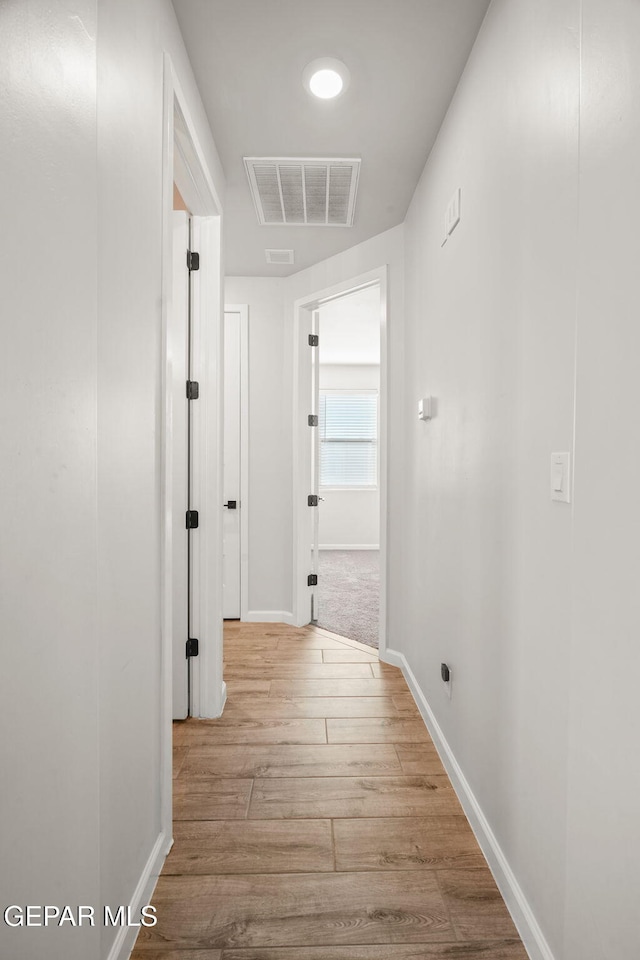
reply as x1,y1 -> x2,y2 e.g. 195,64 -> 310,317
310,68 -> 343,99
303,58 -> 350,100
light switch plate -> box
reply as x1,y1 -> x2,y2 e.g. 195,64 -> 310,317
550,452 -> 571,503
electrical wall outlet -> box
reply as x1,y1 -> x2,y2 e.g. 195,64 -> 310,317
441,662 -> 452,699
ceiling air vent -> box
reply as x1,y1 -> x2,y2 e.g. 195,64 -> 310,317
244,157 -> 360,227
265,249 -> 294,265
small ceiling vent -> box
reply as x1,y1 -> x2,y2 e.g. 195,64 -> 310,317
245,157 -> 360,227
265,248 -> 294,265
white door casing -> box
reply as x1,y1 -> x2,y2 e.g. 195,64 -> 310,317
223,310 -> 241,618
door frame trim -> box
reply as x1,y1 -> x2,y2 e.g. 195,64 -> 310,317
291,266 -> 388,657
224,304 -> 250,622
161,53 -> 225,843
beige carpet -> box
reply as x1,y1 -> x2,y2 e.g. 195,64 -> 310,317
317,549 -> 380,648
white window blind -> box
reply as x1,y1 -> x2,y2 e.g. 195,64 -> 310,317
319,390 -> 378,487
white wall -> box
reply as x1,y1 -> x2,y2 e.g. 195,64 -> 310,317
0,3 -> 100,959
0,3 -> 225,959
398,1 -> 640,959
224,278 -> 292,617
318,364 -> 380,549
401,0 -> 576,954
565,2 -> 640,956
318,286 -> 381,365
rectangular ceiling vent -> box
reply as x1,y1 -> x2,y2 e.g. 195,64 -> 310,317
244,157 -> 360,227
265,249 -> 294,265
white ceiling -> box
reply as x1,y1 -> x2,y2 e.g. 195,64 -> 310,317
172,0 -> 490,277
319,285 -> 381,366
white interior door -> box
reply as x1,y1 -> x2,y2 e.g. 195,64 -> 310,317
310,309 -> 320,622
171,212 -> 189,718
223,310 -> 241,618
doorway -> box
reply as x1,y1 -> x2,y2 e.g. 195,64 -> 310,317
292,268 -> 388,654
161,55 -> 226,845
164,88 -> 225,725
315,287 -> 381,646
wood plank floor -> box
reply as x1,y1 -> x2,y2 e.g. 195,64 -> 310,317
132,623 -> 528,960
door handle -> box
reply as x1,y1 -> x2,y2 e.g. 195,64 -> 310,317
223,500 -> 237,509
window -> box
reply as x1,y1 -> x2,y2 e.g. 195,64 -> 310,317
319,390 -> 378,488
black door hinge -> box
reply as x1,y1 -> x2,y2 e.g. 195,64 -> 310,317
186,638 -> 199,658
307,574 -> 318,587
187,250 -> 200,271
308,494 -> 319,506
186,509 -> 199,529
308,414 -> 318,426
186,380 -> 199,400
308,334 -> 319,347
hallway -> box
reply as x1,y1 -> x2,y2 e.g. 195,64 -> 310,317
132,623 -> 527,958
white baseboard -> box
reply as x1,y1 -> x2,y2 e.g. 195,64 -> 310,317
319,544 -> 380,550
383,646 -> 555,960
107,829 -> 168,960
244,611 -> 294,624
